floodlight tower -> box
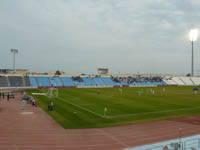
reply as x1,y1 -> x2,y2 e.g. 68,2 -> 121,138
10,49 -> 18,71
189,29 -> 198,76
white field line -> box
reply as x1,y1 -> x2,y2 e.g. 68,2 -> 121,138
57,97 -> 105,118
107,106 -> 200,119
79,104 -> 94,106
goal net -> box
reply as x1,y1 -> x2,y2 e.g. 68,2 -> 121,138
46,88 -> 58,98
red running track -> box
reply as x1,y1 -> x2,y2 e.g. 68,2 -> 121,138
1,92 -> 200,150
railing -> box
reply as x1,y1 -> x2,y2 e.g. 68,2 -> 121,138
143,138 -> 200,150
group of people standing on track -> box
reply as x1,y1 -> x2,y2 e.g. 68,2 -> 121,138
22,93 -> 54,111
22,93 -> 38,110
0,92 -> 15,101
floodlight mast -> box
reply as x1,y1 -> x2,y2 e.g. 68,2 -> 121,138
10,49 -> 18,71
189,29 -> 198,76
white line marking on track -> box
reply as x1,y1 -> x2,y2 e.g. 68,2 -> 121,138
21,112 -> 34,115
98,129 -> 130,147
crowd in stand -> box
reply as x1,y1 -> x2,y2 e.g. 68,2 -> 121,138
111,76 -> 164,84
70,75 -> 164,85
72,76 -> 84,82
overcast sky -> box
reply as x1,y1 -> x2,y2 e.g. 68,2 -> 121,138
0,0 -> 200,75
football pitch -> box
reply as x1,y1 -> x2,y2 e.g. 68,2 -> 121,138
26,86 -> 200,129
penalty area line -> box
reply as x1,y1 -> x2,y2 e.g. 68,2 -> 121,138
57,97 -> 105,118
107,106 -> 200,119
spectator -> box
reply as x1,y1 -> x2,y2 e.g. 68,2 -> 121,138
7,93 -> 10,101
22,99 -> 26,110
48,101 -> 54,111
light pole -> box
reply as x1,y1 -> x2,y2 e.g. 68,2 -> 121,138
189,29 -> 198,76
10,49 -> 18,71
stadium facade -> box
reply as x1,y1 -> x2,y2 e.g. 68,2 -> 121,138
0,73 -> 200,89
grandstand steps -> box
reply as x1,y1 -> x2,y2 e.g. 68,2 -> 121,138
6,76 -> 10,87
172,77 -> 185,85
35,77 -> 39,87
83,80 -> 86,86
190,78 -> 195,85
101,78 -> 108,86
92,78 -> 98,86
180,77 -> 194,86
48,77 -> 52,86
163,79 -> 171,85
22,76 -> 26,87
59,76 -> 65,86
163,78 -> 173,85
171,79 -> 178,85
79,78 -> 87,87
179,78 -> 186,85
71,79 -> 76,87
24,76 -> 31,86
84,77 -> 96,87
169,79 -> 177,85
191,77 -> 200,85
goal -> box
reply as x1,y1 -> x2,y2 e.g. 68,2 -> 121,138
46,88 -> 58,98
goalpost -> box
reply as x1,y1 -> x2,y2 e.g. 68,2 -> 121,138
46,87 -> 58,98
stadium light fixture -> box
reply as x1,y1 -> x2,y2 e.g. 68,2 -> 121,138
189,29 -> 198,42
189,29 -> 198,76
10,49 -> 18,71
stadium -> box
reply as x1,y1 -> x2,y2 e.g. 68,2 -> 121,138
1,70 -> 200,149
1,1 -> 200,150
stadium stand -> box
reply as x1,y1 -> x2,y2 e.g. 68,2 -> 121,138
49,76 -> 63,87
0,76 -> 9,87
162,78 -> 176,85
29,76 -> 38,87
24,76 -> 31,87
72,76 -> 85,87
1,75 -> 200,88
190,77 -> 200,85
8,76 -> 24,87
82,77 -> 96,86
172,77 -> 185,85
102,77 -> 115,86
60,77 -> 75,87
180,77 -> 194,86
93,77 -> 106,86
37,76 -> 51,87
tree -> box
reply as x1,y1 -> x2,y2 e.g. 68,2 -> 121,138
186,73 -> 191,77
55,70 -> 61,75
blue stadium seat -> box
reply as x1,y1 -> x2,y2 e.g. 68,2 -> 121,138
93,77 -> 106,86
29,76 -> 38,87
82,77 -> 96,86
102,77 -> 115,86
61,77 -> 75,86
37,76 -> 51,87
49,76 -> 63,87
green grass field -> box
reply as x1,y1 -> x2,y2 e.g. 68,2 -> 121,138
26,86 -> 200,129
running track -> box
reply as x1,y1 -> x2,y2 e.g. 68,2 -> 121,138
1,92 -> 200,150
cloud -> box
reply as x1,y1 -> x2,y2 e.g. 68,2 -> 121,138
0,0 -> 200,74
